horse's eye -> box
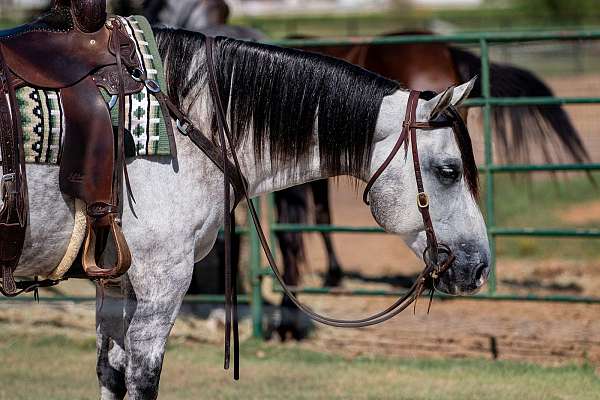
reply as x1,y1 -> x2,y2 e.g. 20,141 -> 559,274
436,166 -> 461,183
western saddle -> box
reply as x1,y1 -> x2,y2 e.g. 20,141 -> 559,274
0,0 -> 175,295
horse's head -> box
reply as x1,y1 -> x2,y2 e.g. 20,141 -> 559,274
367,77 -> 489,295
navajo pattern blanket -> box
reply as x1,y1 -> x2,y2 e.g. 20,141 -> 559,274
18,15 -> 171,164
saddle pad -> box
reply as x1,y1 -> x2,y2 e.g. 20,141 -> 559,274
18,15 -> 171,164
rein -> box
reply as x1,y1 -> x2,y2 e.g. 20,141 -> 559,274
144,36 -> 459,380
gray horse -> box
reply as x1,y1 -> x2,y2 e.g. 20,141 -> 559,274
148,0 -> 266,40
17,30 -> 488,399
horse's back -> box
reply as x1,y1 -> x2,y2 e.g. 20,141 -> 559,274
367,30 -> 461,92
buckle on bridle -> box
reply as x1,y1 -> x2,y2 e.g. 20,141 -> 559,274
0,173 -> 16,199
176,119 -> 192,136
417,192 -> 429,208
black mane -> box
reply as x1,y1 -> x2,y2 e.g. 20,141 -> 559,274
155,29 -> 478,196
155,28 -> 399,176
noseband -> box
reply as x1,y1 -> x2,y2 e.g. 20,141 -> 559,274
157,37 -> 459,379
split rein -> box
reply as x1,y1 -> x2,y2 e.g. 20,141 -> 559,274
123,37 -> 458,379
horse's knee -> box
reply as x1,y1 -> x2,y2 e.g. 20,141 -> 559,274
123,307 -> 175,399
120,260 -> 193,399
125,348 -> 165,400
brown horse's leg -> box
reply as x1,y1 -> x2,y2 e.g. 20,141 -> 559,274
274,187 -> 312,340
311,180 -> 344,287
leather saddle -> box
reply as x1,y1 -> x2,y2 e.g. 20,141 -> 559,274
0,0 -> 159,294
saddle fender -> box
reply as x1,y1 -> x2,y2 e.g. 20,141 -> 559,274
59,76 -> 131,279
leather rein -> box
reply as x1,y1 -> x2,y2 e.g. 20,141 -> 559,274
114,36 -> 460,379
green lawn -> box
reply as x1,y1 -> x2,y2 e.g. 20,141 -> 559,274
233,9 -> 600,39
0,332 -> 598,400
485,173 -> 600,260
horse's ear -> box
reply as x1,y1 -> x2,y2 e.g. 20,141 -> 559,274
451,76 -> 477,107
423,87 -> 453,120
423,76 -> 477,120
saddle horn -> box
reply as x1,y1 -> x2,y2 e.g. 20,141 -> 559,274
52,0 -> 107,33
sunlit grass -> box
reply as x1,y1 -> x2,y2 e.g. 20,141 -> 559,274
0,333 -> 598,400
483,173 -> 600,260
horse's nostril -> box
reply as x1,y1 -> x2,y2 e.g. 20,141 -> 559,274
474,263 -> 488,285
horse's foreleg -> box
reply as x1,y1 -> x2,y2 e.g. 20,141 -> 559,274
122,261 -> 194,400
96,285 -> 127,400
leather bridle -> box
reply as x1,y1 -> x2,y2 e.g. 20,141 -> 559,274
152,37 -> 460,379
363,90 -> 457,273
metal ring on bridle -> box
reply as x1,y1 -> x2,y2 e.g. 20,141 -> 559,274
130,68 -> 144,82
422,243 -> 453,272
144,79 -> 161,94
107,95 -> 118,110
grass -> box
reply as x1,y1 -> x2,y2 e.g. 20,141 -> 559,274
0,332 -> 598,400
486,173 -> 600,260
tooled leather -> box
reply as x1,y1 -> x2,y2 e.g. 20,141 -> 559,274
0,47 -> 27,294
0,1 -> 105,38
0,27 -> 117,89
108,19 -> 140,70
71,0 -> 107,33
93,64 -> 144,95
0,6 -> 74,38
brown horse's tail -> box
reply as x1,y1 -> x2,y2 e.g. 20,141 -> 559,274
449,46 -> 589,164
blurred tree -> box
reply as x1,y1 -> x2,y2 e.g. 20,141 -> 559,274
511,0 -> 597,22
389,0 -> 413,13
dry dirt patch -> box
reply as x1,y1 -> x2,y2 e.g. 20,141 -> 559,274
560,200 -> 600,225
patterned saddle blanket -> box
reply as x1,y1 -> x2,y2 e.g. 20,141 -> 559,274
18,15 -> 171,164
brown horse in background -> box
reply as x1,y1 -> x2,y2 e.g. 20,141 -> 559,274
272,32 -> 589,339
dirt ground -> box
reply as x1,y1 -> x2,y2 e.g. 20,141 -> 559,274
1,73 -> 600,371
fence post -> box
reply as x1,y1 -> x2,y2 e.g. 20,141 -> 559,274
479,38 -> 497,294
249,198 -> 263,338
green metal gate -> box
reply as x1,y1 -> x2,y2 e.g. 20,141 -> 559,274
5,31 -> 600,339
246,31 -> 600,338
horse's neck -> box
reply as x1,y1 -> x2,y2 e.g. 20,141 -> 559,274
238,90 -> 410,197
238,136 -> 328,197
